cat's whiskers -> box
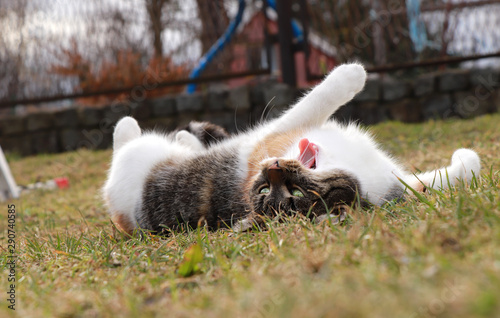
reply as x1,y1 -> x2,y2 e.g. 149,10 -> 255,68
260,96 -> 277,124
232,107 -> 246,135
297,139 -> 313,165
201,128 -> 219,143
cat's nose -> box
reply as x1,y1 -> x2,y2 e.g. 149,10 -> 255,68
269,160 -> 280,169
268,161 -> 284,185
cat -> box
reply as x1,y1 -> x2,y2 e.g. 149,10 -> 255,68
102,63 -> 481,234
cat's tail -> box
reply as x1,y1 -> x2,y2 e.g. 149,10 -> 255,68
404,149 -> 480,192
113,116 -> 141,152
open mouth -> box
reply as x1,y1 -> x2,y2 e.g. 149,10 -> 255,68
298,138 -> 318,169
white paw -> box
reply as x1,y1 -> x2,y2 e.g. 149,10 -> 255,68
113,117 -> 141,152
325,63 -> 367,95
451,148 -> 481,177
175,130 -> 204,151
315,212 -> 346,225
232,217 -> 255,232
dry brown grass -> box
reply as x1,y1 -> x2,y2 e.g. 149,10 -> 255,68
1,114 -> 499,317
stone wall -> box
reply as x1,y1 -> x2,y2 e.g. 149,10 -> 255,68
340,68 -> 500,125
1,68 -> 499,156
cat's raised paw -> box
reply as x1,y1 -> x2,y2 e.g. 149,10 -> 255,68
327,63 -> 367,95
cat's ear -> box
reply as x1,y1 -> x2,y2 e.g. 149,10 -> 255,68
113,117 -> 141,152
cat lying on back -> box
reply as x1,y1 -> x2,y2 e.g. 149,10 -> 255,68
102,63 -> 481,234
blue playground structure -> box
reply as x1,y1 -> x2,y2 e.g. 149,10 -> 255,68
186,0 -> 304,93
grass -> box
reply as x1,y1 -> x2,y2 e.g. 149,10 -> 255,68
1,114 -> 499,317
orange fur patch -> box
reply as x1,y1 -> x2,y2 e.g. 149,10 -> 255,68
112,214 -> 135,235
407,180 -> 426,193
413,183 -> 426,193
198,178 -> 213,223
245,129 -> 304,191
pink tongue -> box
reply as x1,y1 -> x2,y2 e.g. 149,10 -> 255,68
298,138 -> 318,169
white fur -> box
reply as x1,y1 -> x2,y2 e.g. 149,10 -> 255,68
112,116 -> 141,152
282,123 -> 481,205
175,130 -> 205,151
404,148 -> 481,191
283,122 -> 408,205
272,63 -> 367,132
103,126 -> 201,224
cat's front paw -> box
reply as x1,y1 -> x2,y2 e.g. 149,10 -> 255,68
232,213 -> 264,232
328,63 -> 367,95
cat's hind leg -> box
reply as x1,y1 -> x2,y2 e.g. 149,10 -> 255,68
113,116 -> 141,152
175,130 -> 205,151
404,148 -> 481,191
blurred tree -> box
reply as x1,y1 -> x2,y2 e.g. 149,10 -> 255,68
145,0 -> 169,58
305,0 -> 415,67
194,0 -> 233,77
50,40 -> 190,105
47,0 -> 196,105
0,0 -> 240,107
195,0 -> 229,53
0,0 -> 27,103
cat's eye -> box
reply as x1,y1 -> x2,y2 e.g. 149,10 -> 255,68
259,187 -> 270,194
292,189 -> 304,197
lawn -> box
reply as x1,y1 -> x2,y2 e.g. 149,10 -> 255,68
1,114 -> 499,317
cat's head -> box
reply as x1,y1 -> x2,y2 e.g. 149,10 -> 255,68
250,154 -> 361,221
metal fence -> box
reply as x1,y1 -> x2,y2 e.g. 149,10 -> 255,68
0,0 -> 270,110
1,0 -> 500,111
303,0 -> 500,78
